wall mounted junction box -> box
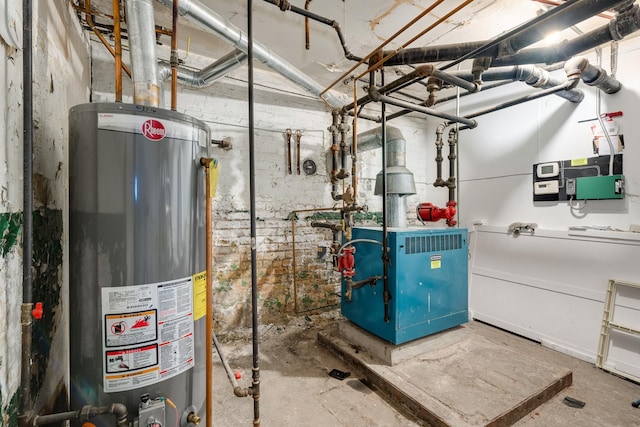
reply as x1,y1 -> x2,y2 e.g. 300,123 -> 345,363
576,175 -> 624,200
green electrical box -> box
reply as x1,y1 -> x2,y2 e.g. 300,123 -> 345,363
576,175 -> 624,200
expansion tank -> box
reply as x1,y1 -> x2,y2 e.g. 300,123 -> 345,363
69,103 -> 210,425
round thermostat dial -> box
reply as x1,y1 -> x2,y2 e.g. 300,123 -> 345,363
302,159 -> 317,175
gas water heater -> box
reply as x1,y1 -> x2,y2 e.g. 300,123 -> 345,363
341,227 -> 469,345
69,103 -> 209,426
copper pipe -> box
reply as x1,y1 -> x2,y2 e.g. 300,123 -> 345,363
171,0 -> 179,110
320,0 -> 446,96
113,0 -> 123,101
74,4 -> 175,36
85,0 -> 132,78
200,157 -> 214,427
355,0 -> 475,82
290,207 -> 340,314
304,0 -> 311,50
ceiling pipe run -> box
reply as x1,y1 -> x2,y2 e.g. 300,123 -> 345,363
156,0 -> 343,108
378,0 -> 635,67
262,0 -> 362,61
564,56 -> 622,92
126,0 -> 160,107
492,3 -> 640,66
158,49 -> 249,88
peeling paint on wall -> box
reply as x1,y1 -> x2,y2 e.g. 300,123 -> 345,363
0,213 -> 22,256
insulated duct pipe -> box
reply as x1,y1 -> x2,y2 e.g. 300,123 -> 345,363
378,0 -> 634,67
158,49 -> 249,88
564,56 -> 622,93
492,2 -> 640,66
156,0 -> 343,108
126,0 -> 160,106
454,64 -> 585,102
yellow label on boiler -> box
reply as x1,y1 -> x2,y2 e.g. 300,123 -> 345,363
192,271 -> 207,320
571,158 -> 588,166
431,260 -> 441,269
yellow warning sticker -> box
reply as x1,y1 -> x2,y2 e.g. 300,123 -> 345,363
210,159 -> 220,198
571,158 -> 588,166
193,271 -> 207,321
431,260 -> 441,269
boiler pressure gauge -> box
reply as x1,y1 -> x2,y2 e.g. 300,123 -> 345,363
302,159 -> 317,176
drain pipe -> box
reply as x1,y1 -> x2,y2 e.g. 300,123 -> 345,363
126,0 -> 160,106
19,1 -> 35,425
156,0 -> 343,108
337,112 -> 350,181
158,49 -> 248,88
212,331 -> 252,397
32,404 -> 128,427
247,2 -> 260,424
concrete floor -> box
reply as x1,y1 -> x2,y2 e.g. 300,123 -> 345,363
211,312 -> 640,426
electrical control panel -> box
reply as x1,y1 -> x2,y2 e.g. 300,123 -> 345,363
533,154 -> 623,202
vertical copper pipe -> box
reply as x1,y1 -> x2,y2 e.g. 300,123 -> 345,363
113,0 -> 123,102
304,0 -> 311,50
85,0 -> 132,78
200,157 -> 213,427
171,0 -> 179,110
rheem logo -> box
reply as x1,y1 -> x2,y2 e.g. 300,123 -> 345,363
142,119 -> 166,141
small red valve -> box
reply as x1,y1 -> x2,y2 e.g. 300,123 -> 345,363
235,371 -> 242,380
32,302 -> 44,320
338,246 -> 356,278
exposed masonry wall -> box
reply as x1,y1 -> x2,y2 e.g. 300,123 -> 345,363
90,42 -> 450,334
0,1 -> 90,424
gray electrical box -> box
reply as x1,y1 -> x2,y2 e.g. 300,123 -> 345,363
138,396 -> 166,427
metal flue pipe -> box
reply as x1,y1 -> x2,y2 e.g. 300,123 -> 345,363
158,49 -> 248,88
126,0 -> 160,106
156,0 -> 342,108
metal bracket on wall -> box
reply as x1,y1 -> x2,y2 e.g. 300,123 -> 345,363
508,222 -> 537,236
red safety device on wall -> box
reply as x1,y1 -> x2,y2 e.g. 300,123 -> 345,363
416,201 -> 457,227
338,246 -> 356,278
32,302 -> 44,320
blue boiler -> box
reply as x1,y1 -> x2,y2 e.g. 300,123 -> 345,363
341,227 -> 469,345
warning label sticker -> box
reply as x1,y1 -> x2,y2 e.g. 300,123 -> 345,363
105,310 -> 157,347
101,278 -> 195,392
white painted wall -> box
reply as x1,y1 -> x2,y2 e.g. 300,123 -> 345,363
0,0 -> 90,420
438,37 -> 640,377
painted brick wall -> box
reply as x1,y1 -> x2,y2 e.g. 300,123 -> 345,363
90,41 -> 447,334
0,1 -> 90,424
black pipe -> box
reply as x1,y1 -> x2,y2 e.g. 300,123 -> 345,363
492,4 -> 640,66
311,222 -> 342,232
380,70 -> 390,324
379,0 -> 631,67
212,330 -> 252,397
370,89 -> 477,128
434,125 -> 445,188
33,404 -> 128,427
459,78 -> 580,130
262,0 -> 362,61
337,112 -> 350,179
447,129 -> 457,202
20,0 -> 34,424
247,1 -> 260,425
